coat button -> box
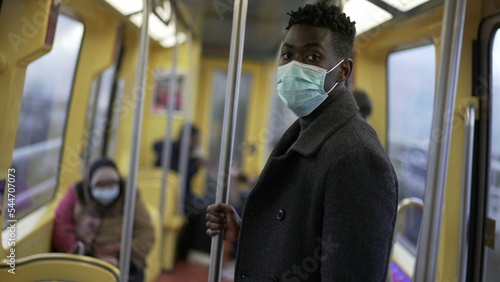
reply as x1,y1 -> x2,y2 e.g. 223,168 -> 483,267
269,275 -> 279,282
276,209 -> 285,220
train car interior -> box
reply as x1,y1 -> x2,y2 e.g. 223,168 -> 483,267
1,0 -> 500,281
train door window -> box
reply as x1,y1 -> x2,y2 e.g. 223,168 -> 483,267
484,28 -> 500,282
6,14 -> 84,225
387,44 -> 436,256
84,66 -> 116,167
388,44 -> 436,201
106,78 -> 125,159
206,70 -> 251,190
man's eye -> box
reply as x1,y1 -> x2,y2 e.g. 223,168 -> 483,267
307,54 -> 320,61
281,53 -> 292,59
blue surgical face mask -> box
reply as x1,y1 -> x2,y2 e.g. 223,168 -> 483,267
277,60 -> 344,117
91,186 -> 120,206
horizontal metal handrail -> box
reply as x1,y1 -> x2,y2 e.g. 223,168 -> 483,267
398,197 -> 424,213
389,197 -> 425,281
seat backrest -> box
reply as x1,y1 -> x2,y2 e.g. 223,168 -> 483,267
0,253 -> 119,282
137,168 -> 180,218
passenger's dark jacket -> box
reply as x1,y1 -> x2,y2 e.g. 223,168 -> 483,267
234,87 -> 398,281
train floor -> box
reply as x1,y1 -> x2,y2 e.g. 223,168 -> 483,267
156,259 -> 235,282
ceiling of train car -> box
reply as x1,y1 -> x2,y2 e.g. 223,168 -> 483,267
177,0 -> 443,60
178,0 -> 314,59
100,0 -> 444,58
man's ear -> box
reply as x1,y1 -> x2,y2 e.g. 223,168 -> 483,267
339,58 -> 353,81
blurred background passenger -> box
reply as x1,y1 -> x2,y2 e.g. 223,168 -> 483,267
52,158 -> 154,282
352,89 -> 372,120
153,124 -> 207,208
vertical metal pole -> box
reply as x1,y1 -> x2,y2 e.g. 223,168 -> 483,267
118,0 -> 150,281
457,105 -> 475,281
177,33 -> 196,215
176,34 -> 195,215
159,12 -> 178,220
413,0 -> 467,281
176,33 -> 193,215
178,125 -> 190,216
208,0 -> 248,281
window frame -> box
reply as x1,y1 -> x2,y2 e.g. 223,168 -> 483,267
3,11 -> 85,226
475,13 -> 500,281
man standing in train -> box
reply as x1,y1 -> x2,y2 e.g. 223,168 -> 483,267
206,3 -> 398,281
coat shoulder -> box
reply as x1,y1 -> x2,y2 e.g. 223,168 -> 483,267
322,115 -> 388,161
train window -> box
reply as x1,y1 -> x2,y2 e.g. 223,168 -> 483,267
106,78 -> 125,159
387,44 -> 436,252
6,14 -> 84,226
484,28 -> 500,282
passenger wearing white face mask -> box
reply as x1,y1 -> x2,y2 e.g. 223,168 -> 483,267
52,158 -> 154,282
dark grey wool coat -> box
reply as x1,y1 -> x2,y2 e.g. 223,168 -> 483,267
234,87 -> 398,282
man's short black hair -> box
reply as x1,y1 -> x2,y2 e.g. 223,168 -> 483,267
286,3 -> 356,58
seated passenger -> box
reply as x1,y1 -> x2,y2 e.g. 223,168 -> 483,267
52,158 -> 154,282
153,124 -> 206,207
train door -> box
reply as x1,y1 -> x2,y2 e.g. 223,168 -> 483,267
84,66 -> 116,166
205,65 -> 251,204
475,13 -> 500,281
83,44 -> 123,167
198,60 -> 268,204
206,68 -> 251,175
